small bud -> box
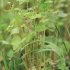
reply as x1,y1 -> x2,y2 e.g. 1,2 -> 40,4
7,2 -> 11,4
12,4 -> 15,7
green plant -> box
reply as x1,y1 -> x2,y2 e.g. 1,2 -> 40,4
0,0 -> 70,70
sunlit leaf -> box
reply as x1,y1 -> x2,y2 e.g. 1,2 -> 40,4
11,27 -> 19,35
0,40 -> 9,45
46,43 -> 63,56
11,35 -> 21,50
58,12 -> 67,17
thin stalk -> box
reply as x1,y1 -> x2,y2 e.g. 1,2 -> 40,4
35,43 -> 39,70
36,0 -> 40,70
33,18 -> 36,67
25,48 -> 29,68
33,5 -> 37,68
43,0 -> 46,69
43,28 -> 46,69
53,0 -> 70,60
55,24 -> 70,57
32,0 -> 39,70
1,52 -> 9,70
29,48 -> 32,69
65,25 -> 70,37
50,0 -> 56,70
66,0 -> 70,25
24,1 -> 29,69
64,0 -> 70,42
27,1 -> 28,12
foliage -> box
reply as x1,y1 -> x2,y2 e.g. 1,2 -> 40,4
0,0 -> 70,70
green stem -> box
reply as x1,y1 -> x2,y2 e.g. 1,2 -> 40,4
1,52 -> 9,70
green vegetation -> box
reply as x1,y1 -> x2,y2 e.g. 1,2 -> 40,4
0,0 -> 70,70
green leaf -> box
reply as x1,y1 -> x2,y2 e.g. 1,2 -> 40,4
7,50 -> 13,60
13,31 -> 36,52
20,24 -> 25,27
58,12 -> 67,17
35,23 -> 47,32
1,53 -> 9,70
62,40 -> 70,54
0,34 -> 3,40
13,8 -> 20,11
14,43 -> 22,52
46,43 -> 63,56
46,0 -> 53,3
19,32 -> 35,46
31,48 -> 51,53
26,32 -> 36,42
48,23 -> 55,32
11,35 -> 21,45
45,36 -> 56,43
0,24 -> 8,30
0,40 -> 9,45
11,27 -> 19,35
17,0 -> 25,5
11,35 -> 21,50
31,42 -> 63,56
24,12 -> 32,18
6,25 -> 13,32
30,14 -> 41,19
10,17 -> 22,27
